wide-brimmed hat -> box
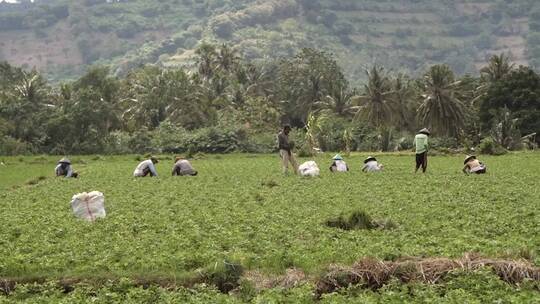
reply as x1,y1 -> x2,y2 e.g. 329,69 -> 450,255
464,155 -> 476,164
418,128 -> 430,135
58,157 -> 71,164
332,154 -> 343,160
150,156 -> 159,163
364,156 -> 377,164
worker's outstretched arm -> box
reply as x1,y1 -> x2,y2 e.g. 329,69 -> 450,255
149,163 -> 158,177
66,166 -> 73,178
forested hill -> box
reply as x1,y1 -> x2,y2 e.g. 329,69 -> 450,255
1,0 -> 539,83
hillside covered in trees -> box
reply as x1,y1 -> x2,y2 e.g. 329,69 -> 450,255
1,0 -> 540,83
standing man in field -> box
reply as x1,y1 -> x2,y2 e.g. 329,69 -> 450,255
414,128 -> 430,173
133,157 -> 159,177
277,125 -> 298,174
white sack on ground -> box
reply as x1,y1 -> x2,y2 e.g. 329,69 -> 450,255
299,161 -> 320,177
71,191 -> 106,222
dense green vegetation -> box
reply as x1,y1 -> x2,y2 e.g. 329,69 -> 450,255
0,46 -> 538,156
0,0 -> 539,82
0,153 -> 539,302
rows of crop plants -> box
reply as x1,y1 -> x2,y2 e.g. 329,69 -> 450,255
0,153 -> 538,302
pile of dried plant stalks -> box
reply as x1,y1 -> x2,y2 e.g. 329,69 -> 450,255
244,268 -> 307,291
316,253 -> 540,296
2,254 -> 538,297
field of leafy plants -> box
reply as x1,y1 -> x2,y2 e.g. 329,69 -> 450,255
0,153 -> 539,303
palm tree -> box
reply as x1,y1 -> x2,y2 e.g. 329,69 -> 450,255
194,43 -> 217,80
417,64 -> 465,137
121,67 -> 169,129
354,65 -> 397,151
315,87 -> 358,117
241,63 -> 275,98
215,44 -> 239,74
8,70 -> 51,141
392,73 -> 416,132
473,53 -> 515,104
480,53 -> 514,83
354,65 -> 394,128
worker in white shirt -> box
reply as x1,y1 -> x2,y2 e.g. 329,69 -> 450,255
133,157 -> 159,177
362,156 -> 383,172
329,154 -> 349,172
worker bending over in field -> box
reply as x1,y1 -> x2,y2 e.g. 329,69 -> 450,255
414,128 -> 430,173
55,158 -> 78,178
329,154 -> 349,172
133,157 -> 159,177
362,156 -> 383,172
462,155 -> 487,174
277,125 -> 298,174
172,156 -> 198,176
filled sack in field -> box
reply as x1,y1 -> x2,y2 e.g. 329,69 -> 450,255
71,191 -> 106,222
299,161 -> 320,177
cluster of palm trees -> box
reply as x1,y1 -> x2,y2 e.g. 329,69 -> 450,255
318,53 -> 516,141
0,45 -> 520,154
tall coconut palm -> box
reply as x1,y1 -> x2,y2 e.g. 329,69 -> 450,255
473,53 -> 515,104
354,65 -> 394,128
354,65 -> 396,151
392,73 -> 416,132
417,64 -> 465,137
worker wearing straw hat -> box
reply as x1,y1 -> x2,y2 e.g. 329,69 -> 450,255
414,128 -> 430,173
462,155 -> 487,174
55,157 -> 78,178
329,154 -> 349,172
362,156 -> 383,172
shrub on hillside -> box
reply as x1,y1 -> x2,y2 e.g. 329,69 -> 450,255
212,15 -> 235,38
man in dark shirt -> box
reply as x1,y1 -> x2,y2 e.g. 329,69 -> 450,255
277,125 -> 298,174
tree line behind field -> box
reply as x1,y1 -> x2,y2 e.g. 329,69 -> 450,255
0,44 -> 539,155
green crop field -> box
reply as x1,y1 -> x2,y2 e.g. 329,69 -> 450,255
0,153 -> 539,303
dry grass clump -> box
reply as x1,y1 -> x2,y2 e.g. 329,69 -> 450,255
316,253 -> 540,296
243,268 -> 307,291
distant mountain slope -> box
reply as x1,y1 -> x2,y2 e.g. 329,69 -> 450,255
0,0 -> 538,83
